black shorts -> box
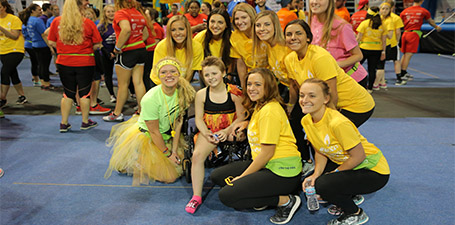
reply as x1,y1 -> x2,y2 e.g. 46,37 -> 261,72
114,48 -> 146,70
377,45 -> 399,69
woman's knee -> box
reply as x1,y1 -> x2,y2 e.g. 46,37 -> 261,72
218,186 -> 240,208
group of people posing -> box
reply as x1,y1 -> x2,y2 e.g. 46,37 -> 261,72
1,0 -> 441,224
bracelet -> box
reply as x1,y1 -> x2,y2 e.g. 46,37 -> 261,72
114,46 -> 121,51
163,147 -> 171,157
334,169 -> 340,172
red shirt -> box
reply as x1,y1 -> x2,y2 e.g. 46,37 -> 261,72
150,22 -> 164,51
48,17 -> 102,67
184,13 -> 207,27
145,25 -> 156,52
350,10 -> 367,34
113,8 -> 146,52
400,5 -> 431,31
166,12 -> 181,19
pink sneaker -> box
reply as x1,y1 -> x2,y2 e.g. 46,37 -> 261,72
185,196 -> 202,214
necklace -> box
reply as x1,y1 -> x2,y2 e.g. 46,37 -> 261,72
161,88 -> 178,137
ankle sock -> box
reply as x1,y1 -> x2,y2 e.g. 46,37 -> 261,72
401,70 -> 407,77
185,195 -> 202,214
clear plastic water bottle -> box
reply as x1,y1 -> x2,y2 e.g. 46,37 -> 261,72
305,180 -> 320,211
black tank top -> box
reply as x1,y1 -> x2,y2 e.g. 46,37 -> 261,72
204,86 -> 236,115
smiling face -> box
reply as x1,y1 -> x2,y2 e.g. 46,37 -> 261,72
380,4 -> 391,17
159,64 -> 180,88
209,14 -> 226,38
105,6 -> 115,21
247,73 -> 265,102
285,24 -> 309,54
310,0 -> 329,15
170,20 -> 187,46
255,15 -> 274,43
299,82 -> 329,115
203,65 -> 224,87
234,11 -> 252,32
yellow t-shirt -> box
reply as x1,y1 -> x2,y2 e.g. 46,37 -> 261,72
284,45 -> 375,113
230,30 -> 268,69
265,42 -> 292,86
0,14 -> 25,54
193,29 -> 236,58
357,19 -> 388,50
387,13 -> 404,47
151,39 -> 203,85
301,108 -> 390,175
248,101 -> 302,177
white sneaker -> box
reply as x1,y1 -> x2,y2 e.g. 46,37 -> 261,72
110,95 -> 117,103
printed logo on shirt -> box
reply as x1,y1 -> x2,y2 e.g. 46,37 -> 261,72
307,70 -> 314,78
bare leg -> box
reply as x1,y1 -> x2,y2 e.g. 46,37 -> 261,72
80,97 -> 90,123
191,136 -> 217,197
60,97 -> 73,124
90,80 -> 100,107
12,83 -> 25,96
401,52 -> 413,71
1,84 -> 10,100
131,65 -> 145,113
113,65 -> 132,115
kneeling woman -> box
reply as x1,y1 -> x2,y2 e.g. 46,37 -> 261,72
300,78 -> 389,225
210,68 -> 302,225
105,57 -> 196,185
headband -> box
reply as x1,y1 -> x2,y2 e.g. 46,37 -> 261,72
156,59 -> 182,76
380,2 -> 391,8
367,8 -> 378,16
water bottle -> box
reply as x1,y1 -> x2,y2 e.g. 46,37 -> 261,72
305,180 -> 320,211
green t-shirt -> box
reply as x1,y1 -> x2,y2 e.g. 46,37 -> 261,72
138,85 -> 179,141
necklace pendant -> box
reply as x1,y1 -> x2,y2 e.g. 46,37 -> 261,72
171,130 -> 176,137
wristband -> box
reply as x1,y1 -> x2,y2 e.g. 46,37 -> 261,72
163,147 -> 171,157
334,169 -> 340,172
114,46 -> 121,51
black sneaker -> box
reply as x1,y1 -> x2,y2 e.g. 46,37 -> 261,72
395,79 -> 407,86
270,195 -> 301,224
60,123 -> 72,133
80,119 -> 98,130
16,96 -> 28,105
328,208 -> 369,225
0,99 -> 6,108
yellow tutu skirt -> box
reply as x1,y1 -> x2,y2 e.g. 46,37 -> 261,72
104,115 -> 184,185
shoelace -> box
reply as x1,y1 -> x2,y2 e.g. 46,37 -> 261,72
186,200 -> 199,209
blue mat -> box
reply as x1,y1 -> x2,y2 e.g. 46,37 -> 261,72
1,116 -> 454,224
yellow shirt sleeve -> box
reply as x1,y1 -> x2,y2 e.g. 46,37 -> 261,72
150,40 -> 168,85
332,120 -> 362,150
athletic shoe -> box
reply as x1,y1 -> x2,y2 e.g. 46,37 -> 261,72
89,104 -> 111,115
395,80 -> 407,86
327,208 -> 369,225
328,195 -> 364,216
97,98 -> 104,105
185,196 -> 202,214
0,99 -> 7,108
372,85 -> 380,91
100,81 -> 106,87
367,89 -> 373,94
41,84 -> 55,91
0,168 -> 4,178
33,81 -> 42,87
379,83 -> 388,89
103,112 -> 124,122
110,95 -> 117,103
81,119 -> 98,130
404,73 -> 413,80
49,71 -> 58,76
270,195 -> 301,224
302,160 -> 315,177
353,195 -> 364,205
60,123 -> 72,133
16,96 -> 28,105
75,106 -> 82,115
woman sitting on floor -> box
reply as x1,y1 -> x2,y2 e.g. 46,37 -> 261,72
105,57 -> 195,185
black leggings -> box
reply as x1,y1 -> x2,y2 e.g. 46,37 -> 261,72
0,52 -> 24,85
25,48 -> 38,76
57,64 -> 94,101
340,107 -> 375,128
34,47 -> 52,82
210,161 -> 301,209
143,50 -> 154,91
102,55 -> 115,96
315,160 -> 389,215
360,49 -> 381,90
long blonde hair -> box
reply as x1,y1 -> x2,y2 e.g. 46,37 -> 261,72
98,5 -> 114,35
253,11 -> 285,67
59,0 -> 84,45
309,0 -> 343,48
166,16 -> 194,79
232,3 -> 256,34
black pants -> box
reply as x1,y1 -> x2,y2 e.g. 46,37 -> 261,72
57,64 -> 94,101
360,49 -> 381,90
34,47 -> 52,82
25,48 -> 38,76
102,55 -> 115,96
315,160 -> 389,215
210,160 -> 301,209
0,53 -> 24,85
143,50 -> 154,91
340,107 -> 374,128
